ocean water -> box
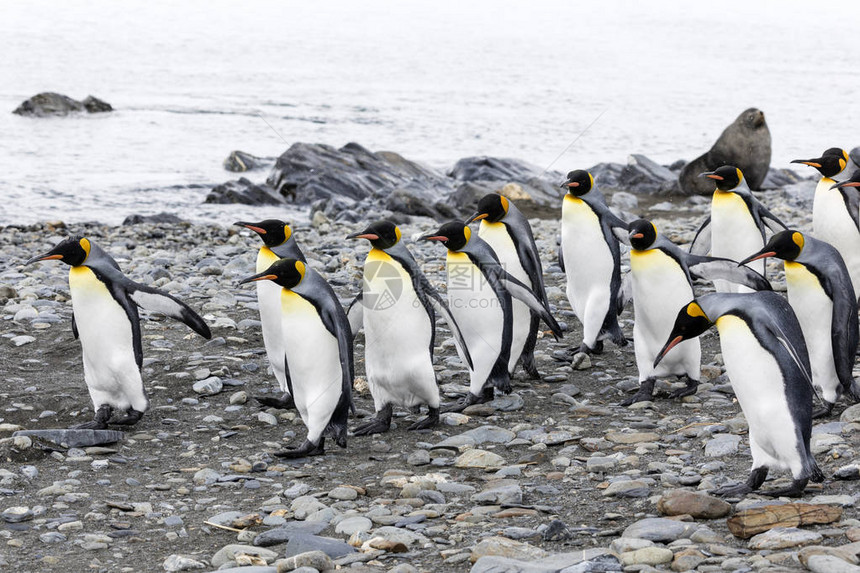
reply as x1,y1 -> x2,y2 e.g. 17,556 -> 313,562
1,0 -> 858,225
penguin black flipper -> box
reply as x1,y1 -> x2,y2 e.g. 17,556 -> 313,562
838,187 -> 860,233
312,293 -> 355,445
71,313 -> 79,339
557,242 -> 565,273
282,354 -> 294,398
750,202 -> 789,237
814,268 -> 860,397
496,270 -> 563,339
346,293 -> 363,339
126,282 -> 211,339
685,255 -> 772,291
689,216 -> 712,256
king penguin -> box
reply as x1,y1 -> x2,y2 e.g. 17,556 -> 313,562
420,221 -> 562,411
689,165 -> 787,293
655,293 -> 824,497
466,193 -> 549,378
622,219 -> 771,406
740,230 -> 860,417
26,236 -> 211,428
559,169 -> 628,367
234,219 -> 306,409
345,220 -> 472,435
793,152 -> 860,301
240,258 -> 352,458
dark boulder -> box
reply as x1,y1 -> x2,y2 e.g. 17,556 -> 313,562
223,150 -> 271,173
122,212 -> 187,226
617,154 -> 679,194
205,178 -> 283,205
13,92 -> 112,116
449,156 -> 564,206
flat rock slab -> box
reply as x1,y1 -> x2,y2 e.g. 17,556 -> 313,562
748,526 -> 823,550
657,489 -> 731,519
253,521 -> 328,547
727,503 -> 843,539
284,533 -> 355,559
621,517 -> 699,542
13,429 -> 124,448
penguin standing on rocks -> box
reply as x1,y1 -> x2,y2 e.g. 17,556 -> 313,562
655,293 -> 824,497
420,221 -> 562,411
740,230 -> 860,417
239,258 -> 352,458
621,219 -> 771,406
689,165 -> 787,293
794,152 -> 860,301
234,219 -> 306,409
466,193 -> 549,378
345,220 -> 471,435
26,236 -> 211,429
559,169 -> 629,367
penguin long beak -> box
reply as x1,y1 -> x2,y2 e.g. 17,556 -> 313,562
629,232 -> 645,240
699,172 -> 723,180
234,222 -> 266,235
738,250 -> 776,267
238,272 -> 278,285
346,231 -> 378,240
831,180 -> 860,190
465,212 -> 488,225
653,336 -> 684,368
790,159 -> 822,168
419,234 -> 448,242
24,253 -> 63,265
559,180 -> 579,189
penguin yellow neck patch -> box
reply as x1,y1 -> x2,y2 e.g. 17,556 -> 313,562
367,247 -> 392,263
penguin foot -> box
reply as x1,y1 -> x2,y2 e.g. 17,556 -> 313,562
352,418 -> 391,436
668,377 -> 699,400
72,405 -> 112,430
760,478 -> 808,498
710,483 -> 753,498
254,393 -> 295,410
580,341 -> 603,355
442,391 -> 489,413
113,408 -> 144,426
408,407 -> 440,431
274,438 -> 325,459
812,402 -> 835,419
520,354 -> 541,379
551,348 -> 579,363
620,379 -> 656,407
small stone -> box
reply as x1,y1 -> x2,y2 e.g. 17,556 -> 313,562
407,449 -> 430,466
471,482 -> 522,505
334,516 -> 372,535
275,550 -> 333,573
455,449 -> 504,469
193,468 -> 220,485
1,506 -> 34,523
283,533 -> 355,559
704,434 -> 741,457
328,486 -> 358,501
748,527 -> 823,549
162,554 -> 206,572
805,554 -> 860,573
193,377 -> 223,395
230,391 -> 248,405
602,480 -> 650,498
586,456 -> 617,472
621,546 -> 674,566
257,412 -> 278,426
11,335 -> 36,347
470,536 -> 548,563
657,489 -> 731,519
210,544 -> 278,568
605,431 -> 659,444
621,517 -> 698,542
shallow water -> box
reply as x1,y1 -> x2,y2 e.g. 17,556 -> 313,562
1,0 -> 857,225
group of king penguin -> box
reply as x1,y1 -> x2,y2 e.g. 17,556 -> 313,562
22,147 -> 860,498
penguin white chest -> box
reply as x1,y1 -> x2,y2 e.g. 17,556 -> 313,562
785,261 -> 838,402
479,221 -> 531,372
279,290 -> 342,433
715,315 -> 799,470
630,249 -> 699,378
561,195 -> 613,314
69,266 -> 143,410
256,247 -> 288,390
813,179 -> 860,300
711,191 -> 764,292
362,249 -> 435,407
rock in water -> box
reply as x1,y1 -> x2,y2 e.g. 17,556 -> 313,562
13,429 -> 124,448
223,150 -> 269,173
679,108 -> 771,195
13,92 -> 112,116
205,178 -> 283,206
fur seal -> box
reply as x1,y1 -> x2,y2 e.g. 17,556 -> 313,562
679,108 -> 772,195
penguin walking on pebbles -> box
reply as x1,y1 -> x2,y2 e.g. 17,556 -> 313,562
234,219 -> 306,409
740,230 -> 860,417
26,236 -> 211,429
466,193 -> 549,378
689,165 -> 787,293
345,220 -> 472,435
420,221 -> 562,411
559,169 -> 629,367
621,219 -> 771,406
240,258 -> 352,458
655,293 -> 824,497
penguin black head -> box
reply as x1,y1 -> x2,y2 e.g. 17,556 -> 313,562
830,168 -> 860,192
560,170 -> 594,196
25,236 -> 91,267
467,193 -> 510,224
346,220 -> 401,250
628,219 -> 658,250
739,230 -> 804,266
234,219 -> 293,248
418,221 -> 471,252
238,258 -> 306,289
653,301 -> 712,368
791,148 -> 849,178
700,165 -> 743,191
